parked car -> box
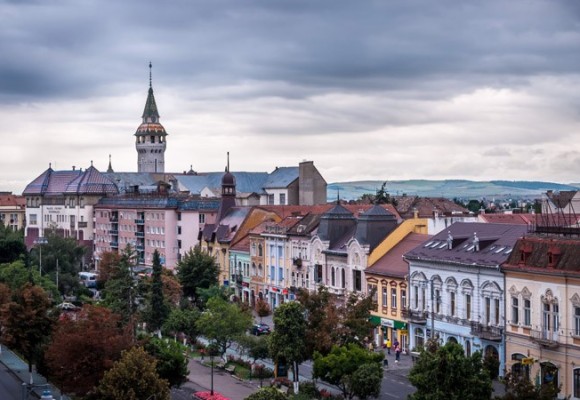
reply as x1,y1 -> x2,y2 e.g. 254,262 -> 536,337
251,323 -> 271,336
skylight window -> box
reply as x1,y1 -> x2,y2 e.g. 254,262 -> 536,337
494,246 -> 506,254
504,248 -> 513,255
424,241 -> 434,248
467,245 -> 475,251
430,241 -> 440,248
438,242 -> 447,249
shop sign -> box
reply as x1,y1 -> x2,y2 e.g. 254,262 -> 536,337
381,318 -> 395,328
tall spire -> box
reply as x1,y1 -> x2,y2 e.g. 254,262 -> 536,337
227,151 -> 230,172
142,62 -> 159,123
107,154 -> 114,173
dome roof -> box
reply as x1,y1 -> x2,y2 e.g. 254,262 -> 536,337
222,170 -> 236,186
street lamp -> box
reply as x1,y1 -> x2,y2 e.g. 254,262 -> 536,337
34,237 -> 48,276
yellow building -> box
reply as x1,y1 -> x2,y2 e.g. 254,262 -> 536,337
0,192 -> 25,231
366,218 -> 429,352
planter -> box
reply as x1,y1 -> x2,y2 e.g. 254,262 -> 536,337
193,391 -> 231,400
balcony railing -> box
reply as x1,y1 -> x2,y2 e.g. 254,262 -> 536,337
470,323 -> 502,341
401,309 -> 428,324
135,232 -> 145,238
109,230 -> 119,235
135,219 -> 145,225
110,241 -> 119,248
109,216 -> 118,222
530,329 -> 559,348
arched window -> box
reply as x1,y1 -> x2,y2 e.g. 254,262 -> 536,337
331,267 -> 336,286
341,269 -> 346,289
258,244 -> 263,257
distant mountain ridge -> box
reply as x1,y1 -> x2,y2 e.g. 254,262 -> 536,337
327,180 -> 580,201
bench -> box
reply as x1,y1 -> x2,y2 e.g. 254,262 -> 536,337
215,362 -> 226,369
225,365 -> 236,374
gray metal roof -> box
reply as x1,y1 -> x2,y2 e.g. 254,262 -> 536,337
263,167 -> 299,189
175,172 -> 269,195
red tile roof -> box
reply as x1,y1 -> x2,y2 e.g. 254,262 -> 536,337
503,236 -> 580,276
0,192 -> 25,208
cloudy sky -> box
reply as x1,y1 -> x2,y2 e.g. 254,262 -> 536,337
2,0 -> 580,194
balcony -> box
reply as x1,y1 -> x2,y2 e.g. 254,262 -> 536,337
401,309 -> 427,324
110,241 -> 119,248
135,232 -> 145,238
530,329 -> 560,349
470,323 -> 502,341
135,219 -> 145,225
136,245 -> 144,251
109,230 -> 119,235
109,216 -> 118,222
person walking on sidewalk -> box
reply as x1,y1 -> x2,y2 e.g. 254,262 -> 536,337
395,345 -> 401,363
386,338 -> 391,355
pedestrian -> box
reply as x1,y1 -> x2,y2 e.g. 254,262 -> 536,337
395,345 -> 401,363
386,338 -> 391,354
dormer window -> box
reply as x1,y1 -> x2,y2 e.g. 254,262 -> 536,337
547,246 -> 561,268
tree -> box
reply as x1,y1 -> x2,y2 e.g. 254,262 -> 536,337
176,246 -> 219,305
44,305 -> 132,396
298,286 -> 341,358
497,371 -> 560,400
162,307 -> 200,342
269,301 -> 307,394
255,298 -> 271,322
0,283 -> 54,384
95,346 -> 171,400
196,296 -> 252,359
102,245 -> 138,327
313,343 -> 383,399
244,387 -> 288,400
97,251 -> 121,285
357,181 -> 397,206
0,222 -> 25,264
238,334 -> 270,383
161,268 -> 182,306
143,250 -> 170,335
143,337 -> 189,388
338,291 -> 376,347
197,284 -> 233,308
0,259 -> 58,299
408,341 -> 492,400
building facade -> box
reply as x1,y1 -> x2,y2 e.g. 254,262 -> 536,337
503,236 -> 580,399
404,222 -> 528,377
0,192 -> 25,231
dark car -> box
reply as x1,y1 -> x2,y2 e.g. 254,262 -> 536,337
251,323 -> 271,336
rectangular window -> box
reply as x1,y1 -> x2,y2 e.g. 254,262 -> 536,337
465,294 -> 471,320
485,298 -> 491,324
414,286 -> 419,309
512,297 -> 519,324
575,308 -> 580,336
199,214 -> 205,223
279,193 -> 286,205
553,303 -> 559,331
315,264 -> 323,283
495,299 -> 500,325
30,214 -> 37,225
268,194 -> 275,205
270,266 -> 275,281
401,289 -> 407,309
435,289 -> 441,314
177,240 -> 181,249
421,288 -> 426,310
177,212 -> 181,221
450,292 -> 456,316
353,270 -> 362,292
574,369 -> 580,398
177,226 -> 181,235
524,299 -> 531,326
278,267 -> 284,281
391,288 -> 397,309
382,287 -> 388,307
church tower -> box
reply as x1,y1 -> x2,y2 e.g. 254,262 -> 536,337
135,63 -> 167,173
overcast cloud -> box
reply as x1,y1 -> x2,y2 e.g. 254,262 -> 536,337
1,0 -> 580,193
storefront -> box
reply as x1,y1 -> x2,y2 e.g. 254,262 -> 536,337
379,317 -> 408,352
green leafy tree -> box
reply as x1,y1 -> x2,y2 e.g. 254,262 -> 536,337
0,222 -> 25,264
244,386 -> 288,400
176,246 -> 219,305
238,334 -> 270,382
102,245 -> 138,326
497,371 -> 560,400
313,343 -> 383,399
144,337 -> 189,387
95,346 -> 171,400
196,296 -> 252,360
408,341 -> 492,400
0,283 -> 54,383
269,301 -> 307,394
197,284 -> 233,308
44,305 -> 132,396
143,250 -> 170,335
0,260 -> 58,298
162,307 -> 200,342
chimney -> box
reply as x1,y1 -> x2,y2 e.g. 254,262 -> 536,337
413,207 -> 418,219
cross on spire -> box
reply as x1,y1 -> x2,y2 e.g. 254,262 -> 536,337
149,62 -> 152,88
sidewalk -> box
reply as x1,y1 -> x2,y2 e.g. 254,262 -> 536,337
188,357 -> 259,400
0,346 -> 68,399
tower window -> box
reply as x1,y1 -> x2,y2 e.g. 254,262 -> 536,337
150,136 -> 155,143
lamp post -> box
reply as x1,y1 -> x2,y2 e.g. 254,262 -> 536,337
34,237 -> 48,276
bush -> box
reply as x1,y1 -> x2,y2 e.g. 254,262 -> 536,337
298,381 -> 319,398
245,387 -> 288,400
